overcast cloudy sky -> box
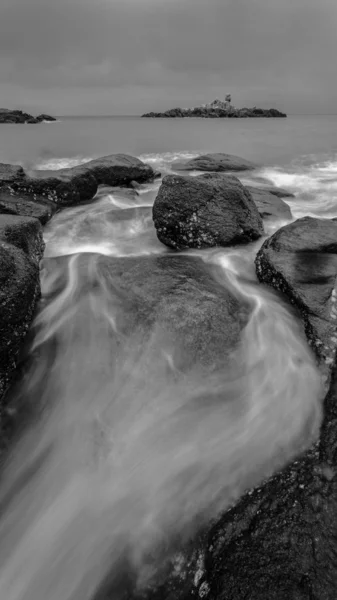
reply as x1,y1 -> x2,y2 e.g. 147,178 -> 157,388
0,0 -> 336,115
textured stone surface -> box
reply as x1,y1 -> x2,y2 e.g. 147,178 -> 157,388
255,217 -> 337,364
0,187 -> 55,224
0,215 -> 44,402
0,154 -> 155,207
153,173 -> 263,249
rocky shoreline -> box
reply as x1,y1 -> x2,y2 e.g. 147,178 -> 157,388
1,151 -> 337,599
0,109 -> 56,124
0,154 -> 156,416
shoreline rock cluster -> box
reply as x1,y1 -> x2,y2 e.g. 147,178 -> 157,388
0,154 -> 156,413
0,108 -> 56,124
2,150 -> 337,598
153,152 -> 293,249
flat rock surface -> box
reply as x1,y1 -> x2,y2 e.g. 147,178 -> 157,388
247,186 -> 292,220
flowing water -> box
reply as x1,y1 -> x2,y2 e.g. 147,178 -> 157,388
0,117 -> 335,598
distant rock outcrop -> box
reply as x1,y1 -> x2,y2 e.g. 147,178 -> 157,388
0,109 -> 56,124
153,173 -> 264,249
173,153 -> 257,173
142,96 -> 287,118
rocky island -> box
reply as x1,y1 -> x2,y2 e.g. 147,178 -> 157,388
0,108 -> 57,124
142,94 -> 287,118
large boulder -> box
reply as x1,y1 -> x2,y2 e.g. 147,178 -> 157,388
255,217 -> 337,365
247,186 -> 292,220
153,173 -> 264,249
0,155 -> 155,207
173,153 -> 256,173
0,215 -> 44,402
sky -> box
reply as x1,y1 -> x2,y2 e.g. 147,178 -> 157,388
0,0 -> 336,115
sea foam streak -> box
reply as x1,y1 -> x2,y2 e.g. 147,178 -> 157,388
260,153 -> 337,219
0,195 -> 323,600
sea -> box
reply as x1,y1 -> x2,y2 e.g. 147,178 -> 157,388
0,115 -> 334,600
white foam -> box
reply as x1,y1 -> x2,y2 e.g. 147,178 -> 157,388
35,157 -> 93,170
259,154 -> 337,219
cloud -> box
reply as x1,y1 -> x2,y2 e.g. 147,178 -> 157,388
0,0 -> 336,113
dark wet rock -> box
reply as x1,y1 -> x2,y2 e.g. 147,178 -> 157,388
258,185 -> 295,198
0,155 -> 155,207
173,153 -> 256,173
44,253 -> 247,373
0,187 -> 55,225
247,186 -> 292,220
0,214 -> 44,265
0,164 -> 25,185
0,109 -> 56,124
0,215 -> 43,401
153,173 -> 264,249
255,217 -> 337,364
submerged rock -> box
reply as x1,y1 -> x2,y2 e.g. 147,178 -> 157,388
0,215 -> 44,402
173,153 -> 256,173
0,154 -> 155,207
247,186 -> 292,220
97,254 -> 246,369
256,185 -> 295,199
153,173 -> 264,249
41,253 -> 247,379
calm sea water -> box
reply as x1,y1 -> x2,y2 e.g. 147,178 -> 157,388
0,115 -> 336,168
2,115 -> 337,219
